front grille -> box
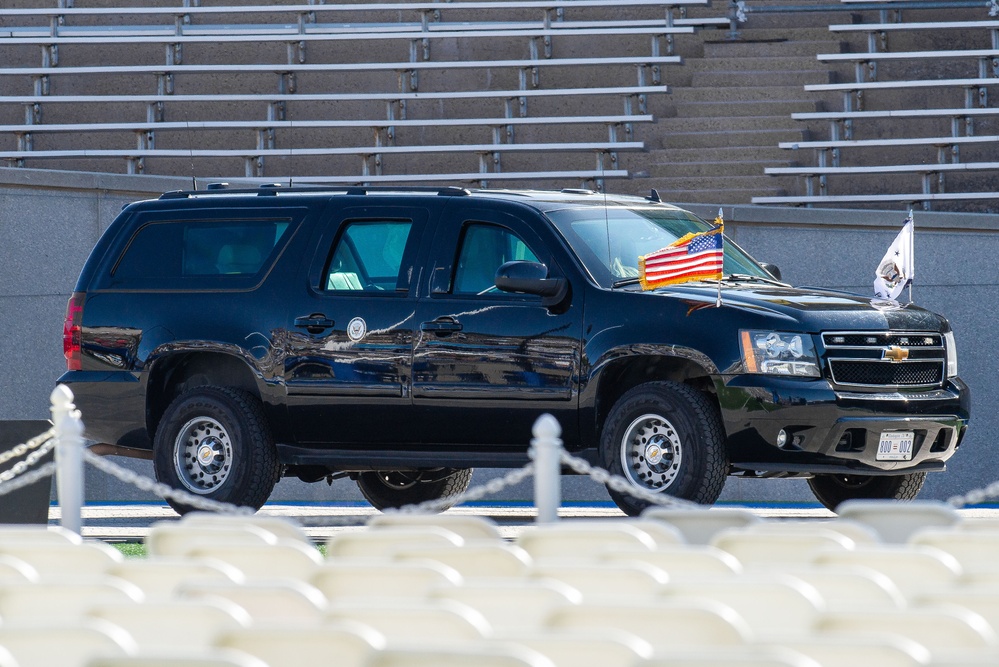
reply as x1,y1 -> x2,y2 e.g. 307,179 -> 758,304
823,331 -> 946,388
829,360 -> 943,386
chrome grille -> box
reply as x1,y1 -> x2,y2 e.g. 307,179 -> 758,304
823,331 -> 946,388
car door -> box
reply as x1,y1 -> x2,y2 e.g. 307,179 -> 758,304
412,202 -> 582,448
283,204 -> 430,445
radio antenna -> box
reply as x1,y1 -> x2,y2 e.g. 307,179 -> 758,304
186,120 -> 197,190
288,119 -> 295,188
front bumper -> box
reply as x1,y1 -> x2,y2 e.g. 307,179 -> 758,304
717,375 -> 970,475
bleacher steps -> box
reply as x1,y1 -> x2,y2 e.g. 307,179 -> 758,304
643,23 -> 843,204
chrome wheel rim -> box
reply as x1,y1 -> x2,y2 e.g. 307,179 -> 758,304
173,416 -> 233,494
620,413 -> 683,493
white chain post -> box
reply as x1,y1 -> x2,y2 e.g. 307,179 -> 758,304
531,413 -> 562,524
51,384 -> 84,535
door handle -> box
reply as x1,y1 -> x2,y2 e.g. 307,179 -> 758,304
421,317 -> 463,334
294,314 -> 335,334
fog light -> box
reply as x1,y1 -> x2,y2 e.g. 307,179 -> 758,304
777,429 -> 788,447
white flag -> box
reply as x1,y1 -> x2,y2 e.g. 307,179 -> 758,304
873,213 -> 914,301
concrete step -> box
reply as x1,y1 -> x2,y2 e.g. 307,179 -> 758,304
703,39 -> 846,59
670,99 -> 821,118
650,145 -> 795,163
653,185 -> 788,206
652,174 -> 788,191
680,55 -> 829,73
667,85 -> 820,103
650,159 -> 792,178
662,128 -> 807,149
707,27 -> 842,42
691,69 -> 833,88
659,115 -> 804,133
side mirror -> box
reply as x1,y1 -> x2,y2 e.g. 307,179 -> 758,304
495,261 -> 566,299
760,263 -> 782,282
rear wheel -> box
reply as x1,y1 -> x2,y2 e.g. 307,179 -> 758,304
807,472 -> 927,512
600,381 -> 727,516
356,468 -> 473,513
153,386 -> 280,515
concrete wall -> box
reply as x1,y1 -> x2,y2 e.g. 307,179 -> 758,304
2,167 -> 995,506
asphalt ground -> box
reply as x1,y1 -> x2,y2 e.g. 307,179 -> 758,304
46,502 -> 999,542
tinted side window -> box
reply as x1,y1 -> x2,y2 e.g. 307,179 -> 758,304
325,220 -> 413,292
109,218 -> 292,288
453,223 -> 539,295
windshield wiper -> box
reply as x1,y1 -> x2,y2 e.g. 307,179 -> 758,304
721,273 -> 787,286
611,277 -> 641,288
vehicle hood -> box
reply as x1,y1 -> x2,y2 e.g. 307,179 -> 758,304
655,282 -> 950,333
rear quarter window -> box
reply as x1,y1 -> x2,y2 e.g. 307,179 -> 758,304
103,215 -> 298,290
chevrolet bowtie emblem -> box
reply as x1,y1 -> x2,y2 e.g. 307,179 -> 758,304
882,345 -> 910,362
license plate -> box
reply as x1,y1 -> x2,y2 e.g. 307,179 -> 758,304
877,431 -> 914,461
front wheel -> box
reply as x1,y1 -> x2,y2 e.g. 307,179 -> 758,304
807,472 -> 927,512
600,381 -> 728,516
356,468 -> 473,513
153,386 -> 280,515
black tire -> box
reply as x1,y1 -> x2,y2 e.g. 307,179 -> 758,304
356,468 -> 473,513
153,386 -> 280,515
600,381 -> 727,516
807,472 -> 927,512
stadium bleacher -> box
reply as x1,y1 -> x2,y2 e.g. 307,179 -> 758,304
0,1 -> 727,189
754,4 -> 999,210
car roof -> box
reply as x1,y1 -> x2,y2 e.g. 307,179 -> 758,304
147,185 -> 687,214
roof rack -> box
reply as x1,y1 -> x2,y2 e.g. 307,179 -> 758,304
158,183 -> 471,199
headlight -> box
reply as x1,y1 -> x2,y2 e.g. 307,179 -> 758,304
944,331 -> 958,378
740,330 -> 820,377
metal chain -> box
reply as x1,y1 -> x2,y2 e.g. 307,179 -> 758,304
0,462 -> 57,499
387,464 -> 537,516
559,450 -> 703,510
82,450 -> 254,516
0,428 -> 55,466
0,440 -> 56,484
947,480 -> 999,509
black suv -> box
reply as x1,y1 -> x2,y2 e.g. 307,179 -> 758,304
60,185 -> 970,515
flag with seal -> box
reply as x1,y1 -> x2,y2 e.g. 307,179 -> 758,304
873,213 -> 914,301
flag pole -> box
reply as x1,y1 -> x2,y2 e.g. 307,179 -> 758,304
715,208 -> 723,308
908,209 -> 914,304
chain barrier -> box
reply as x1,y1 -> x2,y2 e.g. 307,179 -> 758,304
0,439 -> 56,486
946,480 -> 999,509
386,464 -> 537,516
81,449 -> 255,516
0,462 -> 58,499
559,450 -> 703,510
0,428 -> 55,467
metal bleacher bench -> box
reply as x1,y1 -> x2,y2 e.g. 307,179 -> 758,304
818,49 -> 999,86
791,107 -> 999,141
0,1 -> 727,183
0,141 -> 643,178
827,20 -> 999,53
752,191 -> 999,207
805,77 -> 999,111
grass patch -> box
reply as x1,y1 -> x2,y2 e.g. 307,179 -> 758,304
109,542 -> 327,558
111,542 -> 147,558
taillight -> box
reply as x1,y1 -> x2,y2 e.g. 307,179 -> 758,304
63,292 -> 85,371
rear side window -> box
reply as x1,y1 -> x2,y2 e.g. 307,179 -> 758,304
325,220 -> 414,292
107,218 -> 293,289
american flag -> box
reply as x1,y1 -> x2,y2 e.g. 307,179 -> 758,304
639,225 -> 724,290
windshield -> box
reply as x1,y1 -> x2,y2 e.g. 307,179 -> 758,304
545,206 -> 773,288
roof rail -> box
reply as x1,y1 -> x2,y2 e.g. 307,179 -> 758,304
158,184 -> 472,199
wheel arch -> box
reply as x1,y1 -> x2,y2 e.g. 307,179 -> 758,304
146,350 -> 262,442
591,353 -> 719,444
